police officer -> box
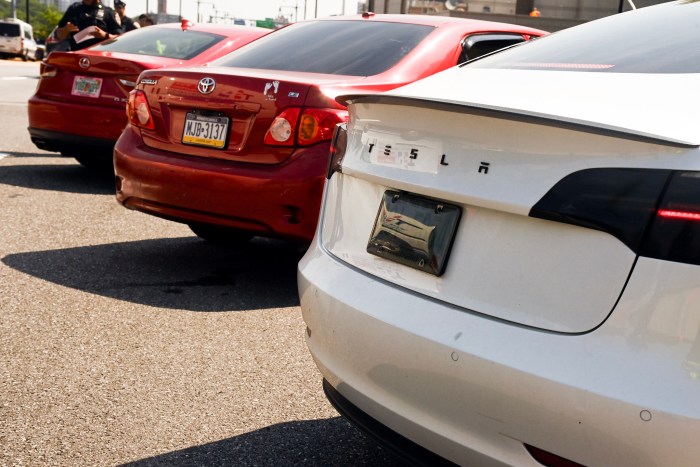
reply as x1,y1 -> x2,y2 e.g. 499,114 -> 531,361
114,0 -> 139,33
56,0 -> 122,51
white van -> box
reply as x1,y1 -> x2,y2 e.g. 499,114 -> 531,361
0,18 -> 38,61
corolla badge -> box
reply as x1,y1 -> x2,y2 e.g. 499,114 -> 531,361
78,57 -> 90,69
197,77 -> 216,95
264,80 -> 279,101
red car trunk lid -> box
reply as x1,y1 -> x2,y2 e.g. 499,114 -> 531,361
137,68 -> 347,164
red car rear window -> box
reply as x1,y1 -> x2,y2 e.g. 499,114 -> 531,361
90,28 -> 225,60
214,20 -> 434,76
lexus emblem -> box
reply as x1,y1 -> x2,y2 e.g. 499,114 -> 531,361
197,77 -> 216,95
78,57 -> 90,69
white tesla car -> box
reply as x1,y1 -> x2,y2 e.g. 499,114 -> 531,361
298,1 -> 700,465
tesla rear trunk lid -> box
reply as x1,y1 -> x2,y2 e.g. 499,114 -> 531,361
322,94 -> 698,334
138,67 -> 347,164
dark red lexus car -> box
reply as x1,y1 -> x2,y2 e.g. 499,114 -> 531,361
28,21 -> 269,167
114,14 -> 545,244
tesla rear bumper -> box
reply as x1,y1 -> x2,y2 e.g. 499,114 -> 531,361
298,239 -> 700,466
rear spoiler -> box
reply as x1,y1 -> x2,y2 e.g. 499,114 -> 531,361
338,94 -> 699,148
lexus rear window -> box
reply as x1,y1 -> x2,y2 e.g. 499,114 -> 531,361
90,28 -> 225,60
214,20 -> 434,76
469,1 -> 700,73
0,23 -> 21,36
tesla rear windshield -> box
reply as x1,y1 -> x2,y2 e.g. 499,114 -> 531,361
214,20 -> 434,76
90,28 -> 225,60
0,23 -> 21,36
469,1 -> 700,73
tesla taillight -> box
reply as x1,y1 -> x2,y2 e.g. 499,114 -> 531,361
327,123 -> 347,179
530,167 -> 700,266
640,171 -> 700,265
264,107 -> 349,147
127,89 -> 155,130
530,168 -> 671,252
525,444 -> 585,467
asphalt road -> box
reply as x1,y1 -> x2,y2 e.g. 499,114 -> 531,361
0,59 -> 402,466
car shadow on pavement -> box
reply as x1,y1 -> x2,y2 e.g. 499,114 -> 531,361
0,161 -> 115,195
119,417 -> 404,467
2,237 -> 302,312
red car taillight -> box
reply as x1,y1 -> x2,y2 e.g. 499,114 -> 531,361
40,64 -> 57,78
264,107 -> 349,147
264,107 -> 300,146
127,89 -> 155,130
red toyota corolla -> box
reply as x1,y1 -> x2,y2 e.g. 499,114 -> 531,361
28,21 -> 270,167
114,14 -> 545,245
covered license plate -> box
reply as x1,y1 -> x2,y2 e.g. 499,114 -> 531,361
71,76 -> 103,98
182,111 -> 230,149
367,190 -> 461,276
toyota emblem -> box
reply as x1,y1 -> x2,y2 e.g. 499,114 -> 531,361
197,77 -> 216,95
78,57 -> 90,69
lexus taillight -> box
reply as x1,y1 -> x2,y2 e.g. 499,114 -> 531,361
327,123 -> 347,179
530,167 -> 700,266
126,89 -> 155,130
40,64 -> 57,78
264,107 -> 349,147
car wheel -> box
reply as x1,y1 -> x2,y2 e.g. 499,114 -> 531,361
188,223 -> 252,245
21,49 -> 28,61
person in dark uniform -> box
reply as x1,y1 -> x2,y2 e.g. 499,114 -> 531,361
114,0 -> 139,33
56,0 -> 122,51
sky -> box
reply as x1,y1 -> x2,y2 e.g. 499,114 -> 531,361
109,0 -> 364,23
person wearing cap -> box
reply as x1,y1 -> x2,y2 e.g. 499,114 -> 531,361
115,0 -> 139,33
138,14 -> 154,27
56,0 -> 122,50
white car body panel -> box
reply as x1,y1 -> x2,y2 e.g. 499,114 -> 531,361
299,2 -> 700,464
300,245 -> 700,466
385,68 -> 700,147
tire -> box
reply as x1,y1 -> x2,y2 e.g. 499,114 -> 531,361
188,223 -> 252,245
21,49 -> 28,62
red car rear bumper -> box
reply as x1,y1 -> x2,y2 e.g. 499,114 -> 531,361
28,95 -> 126,152
114,127 -> 328,244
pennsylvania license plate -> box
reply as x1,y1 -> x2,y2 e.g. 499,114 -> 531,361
367,190 -> 461,276
182,112 -> 230,149
71,76 -> 103,98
